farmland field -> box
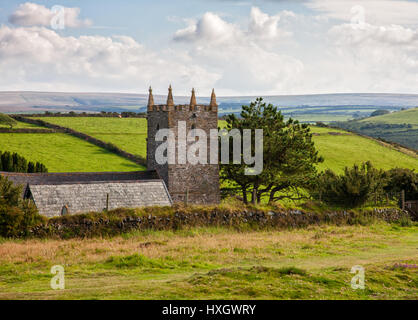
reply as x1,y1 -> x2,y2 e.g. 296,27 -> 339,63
36,117 -> 418,173
360,108 -> 418,125
34,117 -> 147,158
334,108 -> 418,150
0,121 -> 47,129
0,222 -> 416,299
0,132 -> 144,172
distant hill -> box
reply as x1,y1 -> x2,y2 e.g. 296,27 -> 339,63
333,108 -> 418,150
1,92 -> 418,123
360,107 -> 418,125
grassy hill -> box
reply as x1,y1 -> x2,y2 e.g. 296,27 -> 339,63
0,131 -> 144,172
334,108 -> 418,150
360,107 -> 418,125
33,117 -> 418,173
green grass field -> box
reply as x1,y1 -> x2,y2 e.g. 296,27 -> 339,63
360,108 -> 418,125
0,121 -> 47,129
0,132 -> 144,172
334,108 -> 418,150
0,222 -> 416,299
314,133 -> 418,173
36,117 -> 418,173
34,117 -> 147,158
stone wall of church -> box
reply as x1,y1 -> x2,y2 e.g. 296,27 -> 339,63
147,104 -> 220,204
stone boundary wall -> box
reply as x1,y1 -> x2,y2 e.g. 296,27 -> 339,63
12,116 -> 147,166
30,207 -> 412,239
0,128 -> 57,133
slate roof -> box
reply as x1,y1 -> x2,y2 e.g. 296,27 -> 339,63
0,171 -> 160,186
0,171 -> 172,217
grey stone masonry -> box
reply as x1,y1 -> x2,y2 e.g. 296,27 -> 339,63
147,87 -> 220,204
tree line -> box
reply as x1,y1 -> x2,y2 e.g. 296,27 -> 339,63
0,151 -> 48,173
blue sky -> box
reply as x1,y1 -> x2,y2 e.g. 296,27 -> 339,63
0,0 -> 417,95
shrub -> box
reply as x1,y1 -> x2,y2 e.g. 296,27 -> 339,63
0,175 -> 21,206
370,110 -> 390,117
0,176 -> 46,237
0,200 -> 45,237
311,162 -> 386,207
384,168 -> 418,201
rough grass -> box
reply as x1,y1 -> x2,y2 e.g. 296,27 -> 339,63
35,117 -> 418,173
0,132 -> 143,172
0,223 -> 416,299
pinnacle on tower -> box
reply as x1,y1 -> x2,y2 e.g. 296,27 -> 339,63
209,88 -> 218,108
147,86 -> 154,109
167,84 -> 174,107
190,88 -> 197,108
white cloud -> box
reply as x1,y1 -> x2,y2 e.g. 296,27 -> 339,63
172,8 -> 303,94
319,21 -> 418,92
1,4 -> 417,95
8,2 -> 92,28
174,12 -> 241,44
174,7 -> 292,44
0,25 -> 219,93
305,0 -> 418,26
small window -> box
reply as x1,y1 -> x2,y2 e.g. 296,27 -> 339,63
156,123 -> 160,130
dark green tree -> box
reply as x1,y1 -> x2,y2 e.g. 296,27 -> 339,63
221,98 -> 323,204
311,162 -> 386,207
384,168 -> 418,201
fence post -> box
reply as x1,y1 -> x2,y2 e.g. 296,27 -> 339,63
401,190 -> 405,210
106,193 -> 109,212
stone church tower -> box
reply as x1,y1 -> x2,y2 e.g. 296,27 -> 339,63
146,86 -> 220,204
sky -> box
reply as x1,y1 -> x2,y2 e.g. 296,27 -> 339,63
0,0 -> 417,96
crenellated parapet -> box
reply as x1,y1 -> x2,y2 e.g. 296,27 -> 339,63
147,86 -> 218,113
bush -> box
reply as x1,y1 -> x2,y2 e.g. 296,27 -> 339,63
0,200 -> 46,237
384,168 -> 418,201
370,110 -> 390,117
311,162 -> 386,207
0,176 -> 46,237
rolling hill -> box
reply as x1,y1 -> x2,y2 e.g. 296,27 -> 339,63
360,107 -> 418,125
2,91 -> 418,123
31,117 -> 418,173
334,108 -> 418,150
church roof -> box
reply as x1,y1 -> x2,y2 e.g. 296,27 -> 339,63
0,171 -> 172,217
0,170 -> 160,186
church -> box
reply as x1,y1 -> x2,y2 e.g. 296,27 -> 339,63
0,87 -> 221,217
